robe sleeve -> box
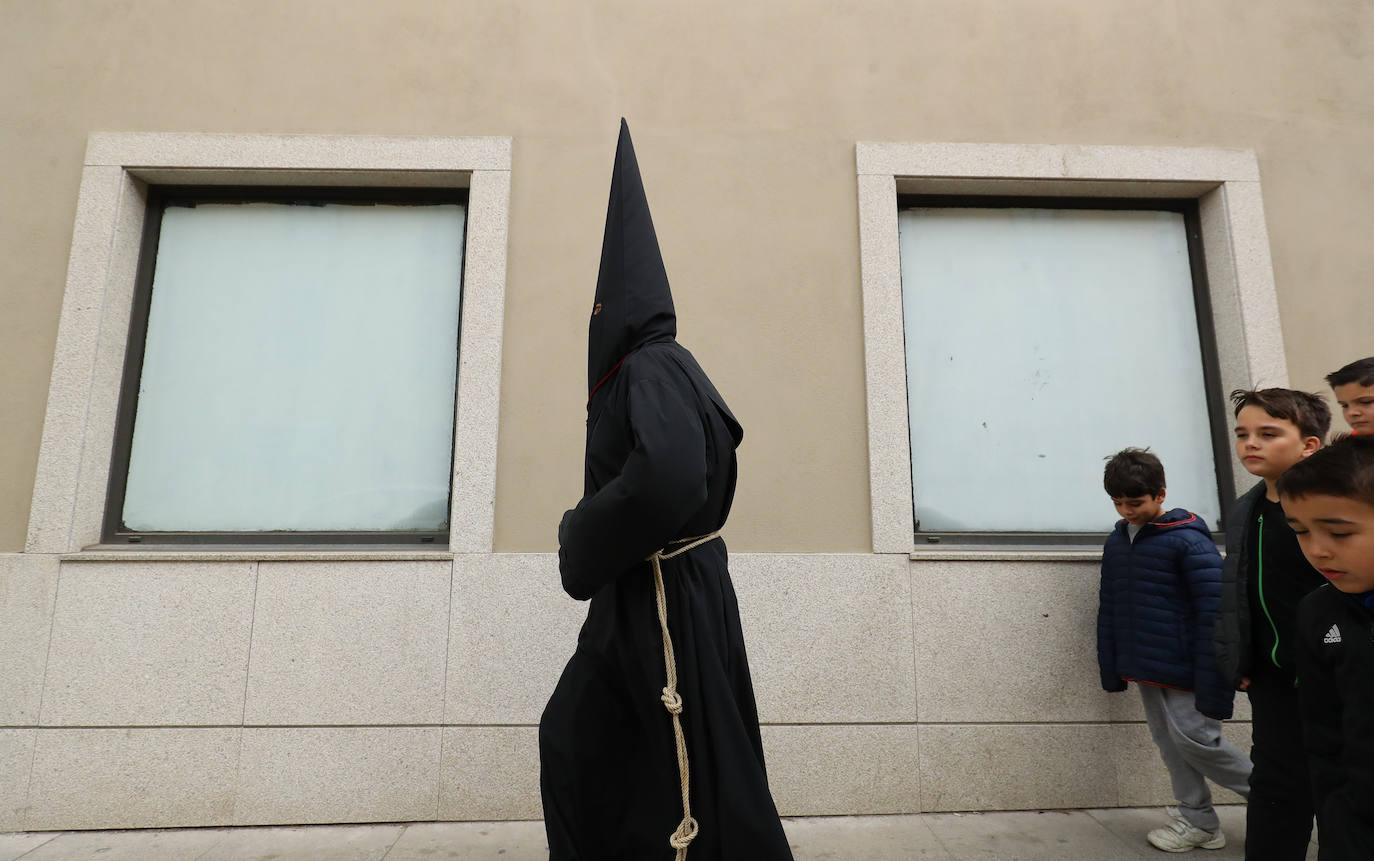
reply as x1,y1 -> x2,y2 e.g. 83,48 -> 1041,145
557,376 -> 709,601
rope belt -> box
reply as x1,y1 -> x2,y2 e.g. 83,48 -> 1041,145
647,530 -> 720,860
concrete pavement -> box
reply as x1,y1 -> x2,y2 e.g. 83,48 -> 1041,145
0,807 -> 1319,860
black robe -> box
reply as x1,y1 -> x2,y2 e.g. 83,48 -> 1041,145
539,121 -> 792,861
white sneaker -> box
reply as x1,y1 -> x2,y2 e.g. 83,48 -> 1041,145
1147,815 -> 1226,852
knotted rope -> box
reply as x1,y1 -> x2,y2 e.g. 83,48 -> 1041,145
648,530 -> 720,860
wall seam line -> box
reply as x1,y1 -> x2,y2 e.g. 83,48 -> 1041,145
434,558 -> 457,819
906,560 -> 923,811
232,561 -> 260,825
24,558 -> 64,829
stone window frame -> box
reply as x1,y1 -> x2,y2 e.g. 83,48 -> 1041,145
26,133 -> 511,555
856,142 -> 1288,554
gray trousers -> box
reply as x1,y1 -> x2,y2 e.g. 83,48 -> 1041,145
1139,684 -> 1253,833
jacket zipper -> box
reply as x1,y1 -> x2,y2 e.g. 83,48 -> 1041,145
1257,512 -> 1282,668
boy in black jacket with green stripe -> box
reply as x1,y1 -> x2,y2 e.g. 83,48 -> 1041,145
1280,435 -> 1374,861
1214,388 -> 1330,860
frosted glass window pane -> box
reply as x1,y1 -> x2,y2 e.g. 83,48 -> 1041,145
898,207 -> 1220,533
121,201 -> 465,532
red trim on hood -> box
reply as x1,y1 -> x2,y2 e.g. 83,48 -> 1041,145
588,355 -> 627,404
1151,512 -> 1198,528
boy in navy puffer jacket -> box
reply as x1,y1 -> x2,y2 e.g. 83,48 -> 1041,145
1098,449 -> 1252,853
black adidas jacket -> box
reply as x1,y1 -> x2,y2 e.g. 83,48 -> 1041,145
1295,585 -> 1374,860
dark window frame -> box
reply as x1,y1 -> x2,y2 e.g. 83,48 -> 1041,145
897,194 -> 1233,546
103,185 -> 470,546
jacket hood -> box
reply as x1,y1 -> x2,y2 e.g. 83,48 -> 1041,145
587,119 -> 676,395
1117,507 -> 1212,536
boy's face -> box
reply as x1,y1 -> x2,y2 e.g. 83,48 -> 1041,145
1332,382 -> 1374,434
1234,404 -> 1320,479
1282,493 -> 1374,593
1112,492 -> 1165,527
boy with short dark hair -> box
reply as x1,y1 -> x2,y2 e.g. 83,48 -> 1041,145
1214,388 -> 1331,860
1098,448 -> 1251,853
1279,435 -> 1374,861
1325,356 -> 1374,435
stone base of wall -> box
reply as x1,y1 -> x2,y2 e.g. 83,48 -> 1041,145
0,552 -> 1248,830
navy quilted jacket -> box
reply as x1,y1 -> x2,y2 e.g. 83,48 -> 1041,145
1097,508 -> 1235,719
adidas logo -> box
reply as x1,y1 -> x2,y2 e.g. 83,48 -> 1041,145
1323,624 -> 1342,645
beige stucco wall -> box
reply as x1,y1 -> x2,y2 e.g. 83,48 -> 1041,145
5,1 -> 1371,830
3,0 -> 1372,555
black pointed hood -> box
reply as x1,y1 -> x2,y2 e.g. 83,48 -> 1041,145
587,119 -> 676,396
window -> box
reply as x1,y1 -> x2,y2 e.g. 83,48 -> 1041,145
26,134 -> 510,554
856,143 -> 1289,552
897,197 -> 1230,540
106,188 -> 467,544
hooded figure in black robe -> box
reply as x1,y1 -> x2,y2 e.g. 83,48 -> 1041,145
539,121 -> 793,861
